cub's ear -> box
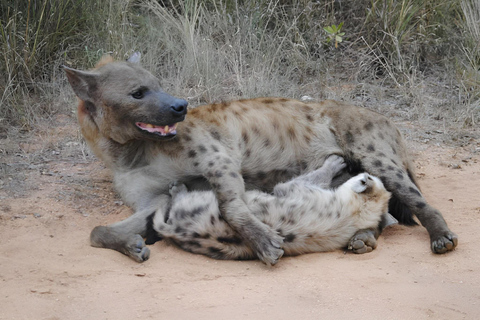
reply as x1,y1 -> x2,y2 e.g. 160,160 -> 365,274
380,213 -> 398,230
62,66 -> 99,102
352,173 -> 369,193
127,52 -> 141,64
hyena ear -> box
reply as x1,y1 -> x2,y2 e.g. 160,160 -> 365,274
127,52 -> 141,64
62,66 -> 99,102
352,173 -> 369,193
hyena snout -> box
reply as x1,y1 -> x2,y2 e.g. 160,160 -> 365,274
157,92 -> 188,117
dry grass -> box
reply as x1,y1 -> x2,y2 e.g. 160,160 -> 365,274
0,0 -> 478,141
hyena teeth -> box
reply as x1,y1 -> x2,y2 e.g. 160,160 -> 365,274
165,125 -> 170,133
146,124 -> 154,128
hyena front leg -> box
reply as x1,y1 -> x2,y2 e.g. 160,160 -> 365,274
200,154 -> 284,265
273,154 -> 346,197
90,194 -> 171,262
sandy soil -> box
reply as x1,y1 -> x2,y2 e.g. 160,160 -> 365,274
0,119 -> 479,320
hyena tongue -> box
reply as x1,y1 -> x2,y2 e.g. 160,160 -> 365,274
136,122 -> 177,135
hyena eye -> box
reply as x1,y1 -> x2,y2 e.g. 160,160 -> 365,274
131,88 -> 146,99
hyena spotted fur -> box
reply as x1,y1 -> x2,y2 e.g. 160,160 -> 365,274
64,53 -> 457,265
154,155 -> 395,259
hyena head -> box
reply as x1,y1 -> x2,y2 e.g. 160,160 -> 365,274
63,53 -> 188,144
344,173 -> 392,215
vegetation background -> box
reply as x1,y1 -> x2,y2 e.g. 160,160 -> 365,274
0,0 -> 479,139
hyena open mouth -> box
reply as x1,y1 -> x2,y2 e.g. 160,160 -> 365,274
135,122 -> 178,137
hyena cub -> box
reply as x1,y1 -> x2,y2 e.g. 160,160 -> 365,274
153,156 -> 395,260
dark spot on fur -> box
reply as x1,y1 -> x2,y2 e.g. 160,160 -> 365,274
183,135 -> 192,142
257,171 -> 267,180
378,132 -> 385,139
229,172 -> 239,178
367,144 -> 375,152
211,145 -> 219,152
210,130 -> 221,141
377,152 -> 386,157
409,187 -> 421,196
210,215 -> 216,225
345,131 -> 354,144
245,149 -> 251,157
263,98 -> 274,104
242,131 -> 249,144
416,202 -> 426,209
193,162 -> 199,167
208,161 -> 214,167
217,236 -> 243,244
391,159 -> 398,166
284,233 -> 296,243
186,240 -> 201,248
306,114 -> 313,122
208,247 -> 222,254
373,160 -> 383,167
394,182 -> 402,190
198,145 -> 207,153
364,121 -> 374,131
215,171 -> 223,178
387,165 -> 394,171
264,138 -> 271,147
396,171 -> 404,179
188,150 -> 197,158
175,226 -> 185,234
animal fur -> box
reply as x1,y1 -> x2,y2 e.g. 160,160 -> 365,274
154,156 -> 394,259
63,54 -> 457,264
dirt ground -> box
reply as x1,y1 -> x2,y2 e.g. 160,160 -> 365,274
1,117 -> 479,320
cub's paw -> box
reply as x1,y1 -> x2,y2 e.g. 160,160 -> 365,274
125,234 -> 150,262
431,232 -> 458,254
169,181 -> 188,198
348,229 -> 377,254
324,155 -> 346,174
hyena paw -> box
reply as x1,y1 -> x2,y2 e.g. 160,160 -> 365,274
90,226 -> 150,263
249,224 -> 284,266
348,229 -> 378,254
125,234 -> 150,262
324,155 -> 346,175
431,231 -> 458,254
169,181 -> 188,198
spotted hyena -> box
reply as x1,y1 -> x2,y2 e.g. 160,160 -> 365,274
154,155 -> 395,259
63,53 -> 457,265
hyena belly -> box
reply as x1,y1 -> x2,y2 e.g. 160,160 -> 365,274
153,177 -> 388,260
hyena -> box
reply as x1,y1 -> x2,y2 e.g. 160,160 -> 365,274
63,53 -> 457,265
155,155 -> 395,259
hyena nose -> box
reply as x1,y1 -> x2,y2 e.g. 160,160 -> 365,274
171,99 -> 188,116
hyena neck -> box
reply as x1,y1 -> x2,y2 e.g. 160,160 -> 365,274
104,136 -> 184,171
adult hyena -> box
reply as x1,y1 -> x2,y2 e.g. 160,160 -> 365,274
64,53 -> 457,265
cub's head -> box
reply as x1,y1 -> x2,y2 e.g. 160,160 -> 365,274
63,53 -> 188,144
345,173 -> 391,211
